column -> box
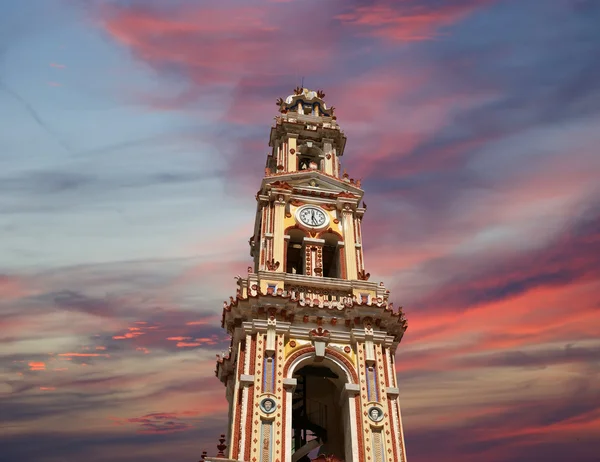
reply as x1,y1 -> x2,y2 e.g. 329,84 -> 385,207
303,237 -> 325,277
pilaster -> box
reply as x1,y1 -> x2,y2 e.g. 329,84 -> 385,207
272,194 -> 287,271
287,133 -> 298,173
341,206 -> 358,280
322,138 -> 334,176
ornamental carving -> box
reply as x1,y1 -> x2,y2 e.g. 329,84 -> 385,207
309,327 -> 330,340
368,406 -> 384,422
259,397 -> 277,414
357,270 -> 371,281
286,286 -> 352,299
269,180 -> 293,191
265,259 -> 280,271
338,191 -> 357,199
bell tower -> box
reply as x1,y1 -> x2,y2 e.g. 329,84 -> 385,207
209,88 -> 408,462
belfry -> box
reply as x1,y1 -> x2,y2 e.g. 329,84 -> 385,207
208,88 -> 408,462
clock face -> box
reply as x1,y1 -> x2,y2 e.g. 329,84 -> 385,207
297,206 -> 328,228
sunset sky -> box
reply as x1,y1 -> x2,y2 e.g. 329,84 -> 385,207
1,1 -> 599,461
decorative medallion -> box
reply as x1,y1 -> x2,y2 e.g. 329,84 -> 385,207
260,397 -> 277,414
368,406 -> 384,422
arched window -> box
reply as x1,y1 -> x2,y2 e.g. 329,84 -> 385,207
286,229 -> 306,275
287,353 -> 356,462
320,232 -> 341,278
297,144 -> 323,171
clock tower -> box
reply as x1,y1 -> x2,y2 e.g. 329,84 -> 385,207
208,88 -> 408,462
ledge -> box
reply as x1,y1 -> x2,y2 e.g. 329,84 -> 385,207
257,271 -> 383,292
239,374 -> 254,385
386,387 -> 400,398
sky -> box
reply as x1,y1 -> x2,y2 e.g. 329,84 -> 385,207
0,0 -> 599,461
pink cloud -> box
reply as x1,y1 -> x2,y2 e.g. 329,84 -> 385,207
336,1 -> 494,42
185,320 -> 209,326
112,326 -> 146,340
175,342 -> 201,348
111,408 -> 220,434
28,361 -> 46,371
50,62 -> 66,68
97,3 -> 337,111
0,275 -> 30,300
58,353 -> 110,358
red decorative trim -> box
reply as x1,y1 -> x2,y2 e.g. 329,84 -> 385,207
382,346 -> 390,388
269,180 -> 294,191
283,346 -> 358,383
282,382 -> 287,462
270,203 -> 275,234
249,335 -> 256,375
231,342 -> 246,459
356,398 -> 365,462
284,224 -> 307,236
338,191 -> 357,199
244,385 -> 254,462
388,398 -> 399,462
316,227 -> 343,241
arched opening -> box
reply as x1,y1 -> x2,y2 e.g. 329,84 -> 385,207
286,229 -> 306,275
320,233 -> 341,279
290,357 -> 349,462
298,145 -> 323,171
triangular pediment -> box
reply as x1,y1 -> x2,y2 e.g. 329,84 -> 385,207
261,171 -> 363,199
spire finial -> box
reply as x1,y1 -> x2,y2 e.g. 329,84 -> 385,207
216,434 -> 227,457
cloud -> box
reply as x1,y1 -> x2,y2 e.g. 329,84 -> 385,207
119,412 -> 195,434
411,203 -> 600,312
0,274 -> 30,300
336,0 -> 494,42
28,361 -> 46,371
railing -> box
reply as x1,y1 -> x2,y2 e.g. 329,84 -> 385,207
286,285 -> 353,305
